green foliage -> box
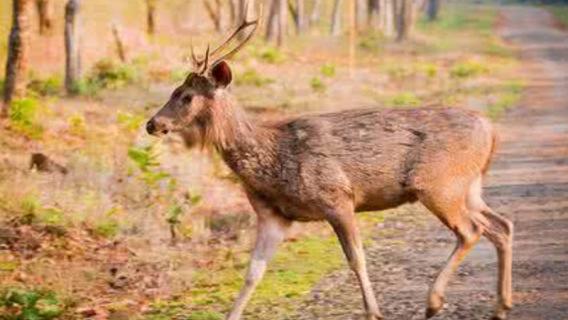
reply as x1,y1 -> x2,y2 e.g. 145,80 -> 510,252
418,6 -> 496,33
450,60 -> 488,79
385,65 -> 413,81
92,219 -> 120,238
388,92 -> 421,107
320,63 -> 336,78
187,311 -> 223,320
258,47 -> 286,64
486,80 -> 523,120
8,97 -> 44,139
0,288 -> 64,320
358,31 -> 385,52
67,114 -> 86,137
235,69 -> 274,87
117,111 -> 145,133
76,59 -> 139,95
27,76 -> 62,96
310,77 -> 326,93
128,145 -> 169,187
547,5 -> 568,28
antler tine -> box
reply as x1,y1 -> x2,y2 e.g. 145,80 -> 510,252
210,19 -> 259,68
199,44 -> 211,74
190,43 -> 202,68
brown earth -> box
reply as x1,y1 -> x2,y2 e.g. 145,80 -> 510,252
285,6 -> 568,320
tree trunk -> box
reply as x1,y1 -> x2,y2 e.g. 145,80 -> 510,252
277,0 -> 287,45
349,0 -> 357,75
265,0 -> 278,42
265,0 -> 285,46
146,0 -> 156,35
356,0 -> 366,31
368,0 -> 379,29
427,0 -> 439,21
35,0 -> 53,35
396,0 -> 413,41
292,0 -> 306,34
228,0 -> 236,26
112,23 -> 126,62
330,0 -> 342,36
3,0 -> 32,113
65,0 -> 81,94
204,0 -> 222,32
382,0 -> 395,37
309,0 -> 322,25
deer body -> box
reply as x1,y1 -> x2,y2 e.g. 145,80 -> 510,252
219,107 -> 494,221
146,17 -> 513,320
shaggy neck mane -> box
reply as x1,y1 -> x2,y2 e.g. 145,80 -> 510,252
202,90 -> 278,180
203,90 -> 254,149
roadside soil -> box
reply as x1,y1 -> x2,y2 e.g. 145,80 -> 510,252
285,6 -> 568,320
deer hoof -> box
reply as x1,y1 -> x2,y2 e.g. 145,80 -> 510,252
367,313 -> 383,320
425,295 -> 444,319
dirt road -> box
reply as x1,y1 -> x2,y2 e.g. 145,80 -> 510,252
286,6 -> 568,320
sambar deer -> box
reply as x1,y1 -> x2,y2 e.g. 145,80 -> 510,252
146,15 -> 513,320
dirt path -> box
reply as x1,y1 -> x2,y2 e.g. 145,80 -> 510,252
286,6 -> 568,320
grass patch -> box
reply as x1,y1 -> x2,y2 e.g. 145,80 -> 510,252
547,5 -> 568,28
27,75 -> 62,97
486,80 -> 523,120
0,287 -> 65,320
387,92 -> 421,108
8,97 -> 45,139
235,69 -> 274,87
310,77 -> 326,93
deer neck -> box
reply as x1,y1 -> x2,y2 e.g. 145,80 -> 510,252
207,92 -> 278,180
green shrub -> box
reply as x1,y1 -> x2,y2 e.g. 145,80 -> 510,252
388,92 -> 421,107
258,47 -> 286,64
68,114 -> 86,136
117,111 -> 145,133
27,76 -> 62,96
310,77 -> 326,93
450,60 -> 488,79
0,288 -> 64,320
92,219 -> 120,238
320,63 -> 336,78
358,31 -> 385,52
77,59 -> 139,95
128,145 -> 170,187
8,97 -> 44,139
235,69 -> 274,87
188,311 -> 223,320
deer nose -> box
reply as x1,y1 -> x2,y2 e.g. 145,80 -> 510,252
146,119 -> 156,135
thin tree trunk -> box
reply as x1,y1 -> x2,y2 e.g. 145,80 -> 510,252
228,0 -> 236,26
396,0 -> 413,41
204,0 -> 222,32
427,0 -> 439,21
309,0 -> 322,25
292,0 -> 306,34
277,0 -> 287,45
368,0 -> 379,29
65,0 -> 81,94
112,23 -> 126,62
330,0 -> 342,36
3,0 -> 32,113
265,0 -> 279,42
146,0 -> 156,35
349,0 -> 357,75
35,0 -> 53,35
356,0 -> 366,31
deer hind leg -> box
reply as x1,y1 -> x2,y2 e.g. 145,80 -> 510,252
325,204 -> 383,320
226,193 -> 292,320
467,176 -> 513,320
418,184 -> 484,319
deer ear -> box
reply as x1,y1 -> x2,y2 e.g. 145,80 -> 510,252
210,61 -> 232,88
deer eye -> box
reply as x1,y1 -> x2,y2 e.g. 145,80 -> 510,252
182,95 -> 192,105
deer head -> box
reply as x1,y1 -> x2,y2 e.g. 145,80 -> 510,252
146,17 -> 258,143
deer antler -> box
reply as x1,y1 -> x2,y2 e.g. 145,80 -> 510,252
190,1 -> 261,74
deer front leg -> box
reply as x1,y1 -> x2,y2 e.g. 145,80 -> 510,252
326,205 -> 383,320
226,194 -> 291,320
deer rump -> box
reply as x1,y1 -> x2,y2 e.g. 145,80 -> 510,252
235,107 -> 496,222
